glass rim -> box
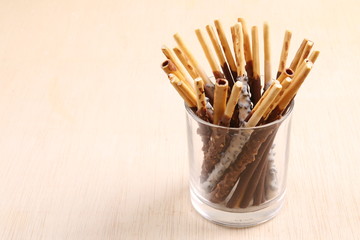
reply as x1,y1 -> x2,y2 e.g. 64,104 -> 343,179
185,100 -> 294,130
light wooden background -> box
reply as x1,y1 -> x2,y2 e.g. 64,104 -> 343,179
0,0 -> 359,239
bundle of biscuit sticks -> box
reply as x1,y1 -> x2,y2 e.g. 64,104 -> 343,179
161,18 -> 319,208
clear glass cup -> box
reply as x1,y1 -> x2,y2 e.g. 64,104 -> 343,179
185,101 -> 293,228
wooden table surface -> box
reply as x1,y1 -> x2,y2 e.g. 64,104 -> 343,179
0,0 -> 359,239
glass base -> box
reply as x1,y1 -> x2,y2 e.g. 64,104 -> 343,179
190,188 -> 286,228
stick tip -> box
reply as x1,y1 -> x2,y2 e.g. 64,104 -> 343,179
234,80 -> 243,88
237,17 -> 245,23
216,78 -> 228,86
161,59 -> 170,68
194,77 -> 203,84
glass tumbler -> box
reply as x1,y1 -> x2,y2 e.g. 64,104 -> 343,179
185,102 -> 293,228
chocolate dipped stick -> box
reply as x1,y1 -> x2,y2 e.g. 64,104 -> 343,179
209,126 -> 274,203
206,25 -> 235,85
203,82 -> 282,193
214,19 -> 237,84
226,130 -> 276,208
250,26 -> 262,106
239,132 -> 276,208
238,18 -> 253,79
200,81 -> 242,182
195,29 -> 225,79
254,159 -> 269,205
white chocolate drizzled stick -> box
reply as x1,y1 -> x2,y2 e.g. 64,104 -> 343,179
277,30 -> 292,78
237,76 -> 252,126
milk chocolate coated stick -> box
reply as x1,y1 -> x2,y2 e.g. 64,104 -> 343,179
226,130 -> 275,208
239,132 -> 275,208
253,159 -> 268,206
210,126 -> 274,203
